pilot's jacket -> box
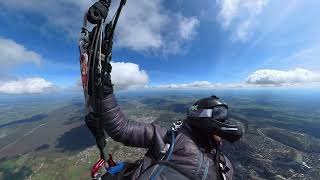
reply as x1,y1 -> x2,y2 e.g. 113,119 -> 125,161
97,93 -> 234,180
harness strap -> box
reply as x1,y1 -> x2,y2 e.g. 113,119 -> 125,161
150,130 -> 176,180
195,151 -> 202,177
201,159 -> 210,180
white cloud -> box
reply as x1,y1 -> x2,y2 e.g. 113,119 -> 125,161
179,16 -> 200,40
115,0 -> 166,51
0,78 -> 55,94
149,68 -> 320,90
111,62 -> 149,90
217,0 -> 240,28
0,0 -> 199,54
0,37 -> 56,94
151,81 -> 244,89
76,61 -> 148,90
115,0 -> 200,54
216,0 -> 268,41
0,37 -> 42,70
246,68 -> 320,85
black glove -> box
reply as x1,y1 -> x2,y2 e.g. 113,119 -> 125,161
87,0 -> 111,24
101,61 -> 113,96
85,112 -> 107,158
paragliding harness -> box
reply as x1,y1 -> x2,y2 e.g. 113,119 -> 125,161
138,121 -> 230,180
132,121 -> 196,180
78,0 -> 126,179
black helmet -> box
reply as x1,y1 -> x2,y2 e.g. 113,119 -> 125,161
187,95 -> 243,143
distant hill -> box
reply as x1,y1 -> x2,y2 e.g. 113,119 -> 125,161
262,128 -> 320,153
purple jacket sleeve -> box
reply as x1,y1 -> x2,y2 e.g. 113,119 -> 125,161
101,93 -> 166,150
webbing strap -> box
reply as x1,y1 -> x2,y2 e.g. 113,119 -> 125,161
150,165 -> 166,180
195,151 -> 202,177
150,130 -> 176,180
201,159 -> 210,180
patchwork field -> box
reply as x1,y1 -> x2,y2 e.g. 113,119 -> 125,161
1,90 -> 319,179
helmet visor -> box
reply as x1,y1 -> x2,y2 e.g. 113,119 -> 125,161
188,105 -> 228,122
212,106 -> 228,122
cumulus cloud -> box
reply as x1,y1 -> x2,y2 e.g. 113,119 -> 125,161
0,78 -> 55,94
111,62 -> 149,90
114,0 -> 165,51
0,0 -> 199,54
216,0 -> 268,41
246,68 -> 320,85
0,37 -> 42,71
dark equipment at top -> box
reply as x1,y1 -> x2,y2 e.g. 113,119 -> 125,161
79,0 -> 126,179
87,0 -> 111,24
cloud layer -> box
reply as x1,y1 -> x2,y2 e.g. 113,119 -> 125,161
0,78 -> 55,94
152,81 -> 243,89
246,68 -> 320,85
151,68 -> 320,89
111,62 -> 149,90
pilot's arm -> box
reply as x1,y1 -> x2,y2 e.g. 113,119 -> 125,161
84,58 -> 166,152
98,93 -> 166,149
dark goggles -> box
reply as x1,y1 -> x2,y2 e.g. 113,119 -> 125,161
188,105 -> 228,122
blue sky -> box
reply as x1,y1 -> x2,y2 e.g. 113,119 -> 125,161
0,0 -> 320,94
